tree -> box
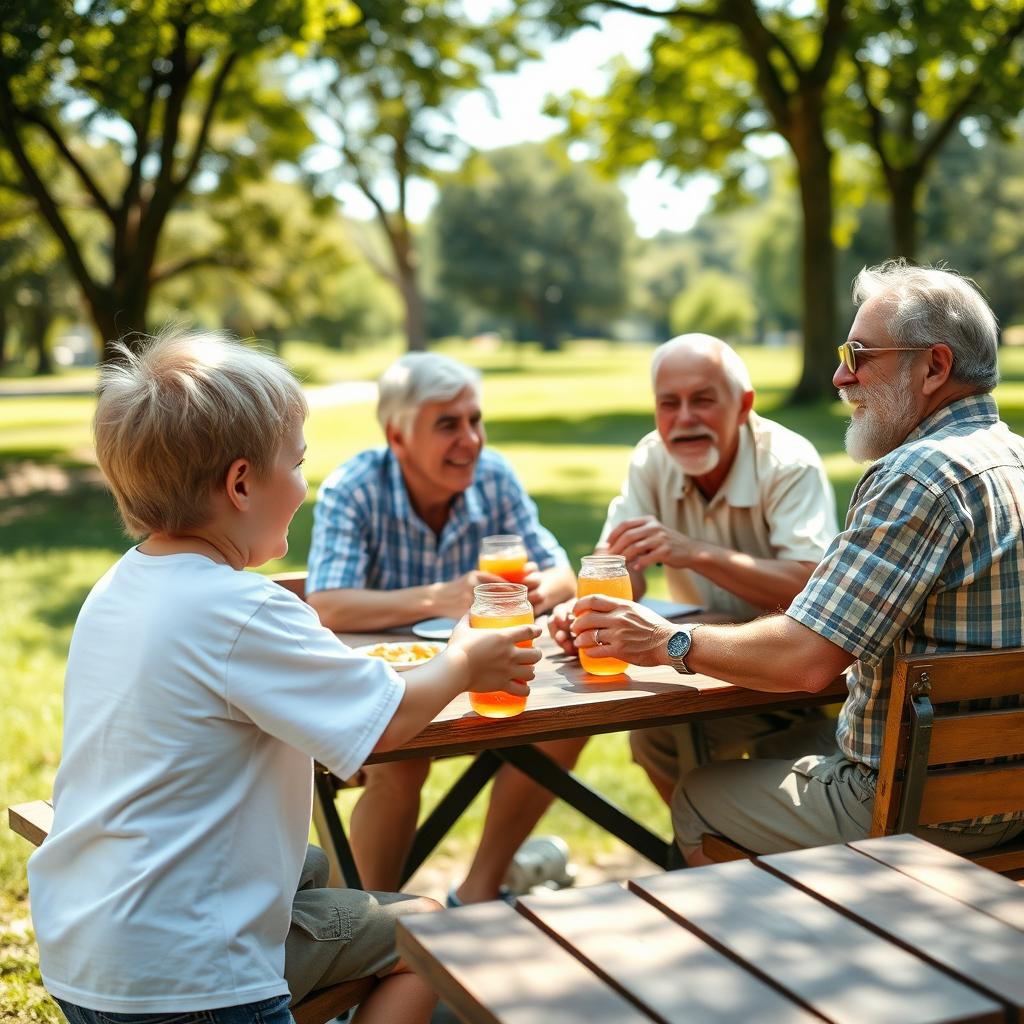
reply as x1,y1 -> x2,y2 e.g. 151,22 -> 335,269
303,0 -> 532,351
545,0 -> 850,401
670,269 -> 757,342
433,143 -> 633,348
0,0 -> 355,358
845,0 -> 1024,260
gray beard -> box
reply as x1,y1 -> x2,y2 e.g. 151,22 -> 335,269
842,370 -> 919,463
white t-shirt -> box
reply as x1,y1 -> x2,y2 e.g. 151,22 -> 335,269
28,549 -> 405,1012
600,414 -> 838,619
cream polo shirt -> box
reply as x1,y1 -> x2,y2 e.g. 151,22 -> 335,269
599,413 -> 838,620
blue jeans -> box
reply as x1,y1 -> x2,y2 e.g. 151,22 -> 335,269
55,995 -> 294,1024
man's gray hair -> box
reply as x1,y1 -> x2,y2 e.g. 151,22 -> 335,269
650,333 -> 753,398
852,260 -> 999,392
376,352 -> 482,434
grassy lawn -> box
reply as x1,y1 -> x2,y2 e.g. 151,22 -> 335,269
2,339 -> 1023,1019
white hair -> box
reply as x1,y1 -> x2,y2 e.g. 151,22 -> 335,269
650,333 -> 753,397
852,260 -> 999,392
376,352 -> 482,435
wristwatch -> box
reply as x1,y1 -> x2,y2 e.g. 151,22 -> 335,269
666,624 -> 699,675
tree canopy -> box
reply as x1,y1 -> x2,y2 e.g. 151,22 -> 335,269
0,0 -> 358,356
433,143 -> 633,348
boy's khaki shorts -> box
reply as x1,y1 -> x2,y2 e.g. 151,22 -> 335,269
284,846 -> 429,1004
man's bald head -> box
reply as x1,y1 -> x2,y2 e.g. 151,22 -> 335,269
650,334 -> 753,399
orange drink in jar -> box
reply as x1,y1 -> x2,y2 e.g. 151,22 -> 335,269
478,534 -> 528,584
468,582 -> 533,718
577,554 -> 632,676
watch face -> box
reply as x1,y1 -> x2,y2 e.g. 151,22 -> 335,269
667,630 -> 691,658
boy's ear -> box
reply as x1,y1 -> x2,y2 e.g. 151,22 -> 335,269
225,458 -> 251,512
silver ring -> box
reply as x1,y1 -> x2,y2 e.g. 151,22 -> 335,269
595,628 -> 602,646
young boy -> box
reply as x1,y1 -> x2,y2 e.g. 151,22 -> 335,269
27,331 -> 540,1024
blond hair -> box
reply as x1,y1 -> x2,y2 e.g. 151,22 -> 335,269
94,329 -> 307,538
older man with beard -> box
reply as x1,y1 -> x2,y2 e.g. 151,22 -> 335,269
572,261 -> 1024,864
449,334 -> 839,905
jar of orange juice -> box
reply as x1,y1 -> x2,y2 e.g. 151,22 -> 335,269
479,534 -> 528,583
468,582 -> 534,718
577,554 -> 632,676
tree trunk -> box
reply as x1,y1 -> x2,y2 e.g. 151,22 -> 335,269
888,169 -> 921,261
29,302 -> 54,375
789,109 -> 840,405
0,303 -> 8,369
88,285 -> 150,362
398,262 -> 427,352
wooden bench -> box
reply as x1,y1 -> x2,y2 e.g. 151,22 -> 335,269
702,647 -> 1024,877
7,800 -> 374,1024
398,833 -> 1024,1023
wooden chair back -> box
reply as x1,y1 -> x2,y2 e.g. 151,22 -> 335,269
7,801 -> 373,1023
871,647 -> 1024,877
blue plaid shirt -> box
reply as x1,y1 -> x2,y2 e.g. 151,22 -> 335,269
788,395 -> 1024,823
307,447 -> 568,595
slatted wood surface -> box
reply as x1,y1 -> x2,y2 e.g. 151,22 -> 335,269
398,835 -> 1020,1024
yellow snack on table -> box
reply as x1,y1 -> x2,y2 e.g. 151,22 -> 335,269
356,640 -> 444,668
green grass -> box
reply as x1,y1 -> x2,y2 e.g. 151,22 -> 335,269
3,339 -> 1024,1019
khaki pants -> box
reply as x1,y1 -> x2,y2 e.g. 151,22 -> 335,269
630,707 -> 838,785
672,749 -> 1024,858
284,846 -> 429,1004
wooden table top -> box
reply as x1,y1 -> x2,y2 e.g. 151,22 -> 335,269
342,627 -> 845,764
397,833 -> 1024,1024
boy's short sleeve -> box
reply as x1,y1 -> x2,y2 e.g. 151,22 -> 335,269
224,588 -> 404,780
787,468 -> 962,666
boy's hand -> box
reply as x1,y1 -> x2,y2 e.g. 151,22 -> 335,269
547,598 -> 577,655
448,615 -> 541,694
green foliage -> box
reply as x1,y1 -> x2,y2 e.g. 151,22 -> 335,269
433,143 -> 634,346
300,0 -> 536,349
669,269 -> 757,344
0,0 -> 348,346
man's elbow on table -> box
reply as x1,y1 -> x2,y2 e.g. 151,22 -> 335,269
307,589 -> 358,632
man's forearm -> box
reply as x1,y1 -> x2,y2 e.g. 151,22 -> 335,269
687,542 -> 815,611
679,615 -> 852,694
308,585 -> 448,632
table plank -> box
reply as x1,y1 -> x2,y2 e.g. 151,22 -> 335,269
359,633 -> 844,763
518,882 -> 819,1024
849,834 -> 1024,932
761,842 -> 1024,1019
631,860 -> 1001,1024
397,901 -> 655,1024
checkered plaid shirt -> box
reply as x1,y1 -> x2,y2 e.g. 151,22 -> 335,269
788,395 -> 1024,822
307,447 -> 568,595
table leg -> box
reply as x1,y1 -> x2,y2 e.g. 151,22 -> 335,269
400,751 -> 504,887
496,744 -> 675,868
313,768 -> 363,890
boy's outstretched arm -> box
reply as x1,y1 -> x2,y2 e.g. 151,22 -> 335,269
372,619 -> 540,752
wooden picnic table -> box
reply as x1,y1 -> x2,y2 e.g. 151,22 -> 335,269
314,625 -> 845,887
397,832 -> 1024,1024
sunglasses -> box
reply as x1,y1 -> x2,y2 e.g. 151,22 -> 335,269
836,341 -> 930,374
